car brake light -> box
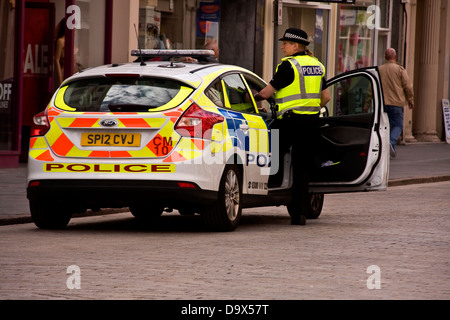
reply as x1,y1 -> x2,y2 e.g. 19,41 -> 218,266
30,110 -> 50,137
29,181 -> 40,187
175,103 -> 224,139
177,182 -> 197,189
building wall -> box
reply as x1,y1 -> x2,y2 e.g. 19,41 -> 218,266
112,0 -> 139,63
403,0 -> 417,143
438,0 -> 450,140
412,0 -> 450,142
219,0 -> 257,71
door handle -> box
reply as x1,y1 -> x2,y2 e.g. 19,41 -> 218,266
239,124 -> 250,131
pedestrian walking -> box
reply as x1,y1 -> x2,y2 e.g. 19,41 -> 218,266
254,27 -> 330,225
378,48 -> 414,158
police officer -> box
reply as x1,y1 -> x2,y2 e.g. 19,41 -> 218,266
254,27 -> 330,225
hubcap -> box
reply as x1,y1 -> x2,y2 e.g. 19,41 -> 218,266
224,170 -> 240,221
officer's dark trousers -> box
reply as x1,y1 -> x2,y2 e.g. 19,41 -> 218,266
280,113 -> 320,218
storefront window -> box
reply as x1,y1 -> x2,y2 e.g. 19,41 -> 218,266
375,0 -> 392,66
378,0 -> 391,29
276,5 -> 329,75
138,1 -> 217,51
139,5 -> 162,49
51,0 -> 106,84
0,1 -> 16,152
337,2 -> 375,74
75,0 -> 106,70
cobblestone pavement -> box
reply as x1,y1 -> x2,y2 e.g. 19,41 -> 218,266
0,181 -> 449,300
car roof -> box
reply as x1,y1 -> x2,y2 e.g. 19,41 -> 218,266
63,60 -> 254,89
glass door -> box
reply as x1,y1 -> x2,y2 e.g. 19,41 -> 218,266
275,2 -> 331,76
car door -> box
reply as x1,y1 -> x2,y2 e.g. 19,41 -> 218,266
220,73 -> 271,195
309,67 -> 390,193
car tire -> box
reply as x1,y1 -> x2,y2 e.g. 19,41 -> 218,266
287,192 -> 324,220
202,165 -> 242,232
29,201 -> 72,229
129,204 -> 163,220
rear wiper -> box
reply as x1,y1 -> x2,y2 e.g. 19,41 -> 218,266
108,103 -> 158,112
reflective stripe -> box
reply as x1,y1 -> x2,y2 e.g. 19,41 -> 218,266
276,93 -> 321,104
275,56 -> 325,117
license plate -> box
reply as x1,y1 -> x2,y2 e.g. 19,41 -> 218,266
81,133 -> 141,147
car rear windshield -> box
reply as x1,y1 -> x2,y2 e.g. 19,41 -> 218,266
57,77 -> 193,112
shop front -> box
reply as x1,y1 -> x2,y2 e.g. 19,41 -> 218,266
1,0 -> 408,168
337,0 -> 392,75
269,0 -> 393,117
274,0 -> 332,75
138,0 -> 265,75
0,0 -> 22,168
273,0 -> 392,75
0,0 -> 112,167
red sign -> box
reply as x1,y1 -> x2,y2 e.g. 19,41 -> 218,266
22,4 -> 54,126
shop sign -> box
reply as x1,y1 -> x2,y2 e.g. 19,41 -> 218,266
0,79 -> 13,114
197,0 -> 220,38
443,99 -> 450,144
341,9 -> 357,26
315,9 -> 324,45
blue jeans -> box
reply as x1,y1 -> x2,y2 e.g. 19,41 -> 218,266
385,105 -> 404,150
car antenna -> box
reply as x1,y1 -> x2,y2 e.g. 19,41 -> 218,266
134,24 -> 146,66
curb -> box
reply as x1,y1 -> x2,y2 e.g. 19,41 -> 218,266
388,175 -> 450,187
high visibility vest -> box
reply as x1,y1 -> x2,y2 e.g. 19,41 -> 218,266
275,55 -> 325,118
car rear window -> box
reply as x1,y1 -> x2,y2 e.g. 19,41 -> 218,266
56,77 -> 193,112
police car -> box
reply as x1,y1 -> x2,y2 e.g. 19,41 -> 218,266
27,49 -> 390,231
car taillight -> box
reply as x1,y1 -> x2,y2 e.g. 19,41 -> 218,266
30,110 -> 50,137
175,103 -> 224,139
177,182 -> 197,189
29,181 -> 40,188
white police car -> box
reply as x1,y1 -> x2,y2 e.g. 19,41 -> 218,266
27,50 -> 389,231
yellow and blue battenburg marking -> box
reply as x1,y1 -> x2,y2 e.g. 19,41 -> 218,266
221,109 -> 249,151
218,109 -> 271,154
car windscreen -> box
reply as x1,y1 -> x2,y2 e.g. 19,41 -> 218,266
56,77 -> 193,112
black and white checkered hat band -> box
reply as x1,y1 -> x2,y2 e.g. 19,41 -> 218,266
284,32 -> 308,43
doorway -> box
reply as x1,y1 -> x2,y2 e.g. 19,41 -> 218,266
20,2 -> 55,162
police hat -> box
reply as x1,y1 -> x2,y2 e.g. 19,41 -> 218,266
279,28 -> 310,46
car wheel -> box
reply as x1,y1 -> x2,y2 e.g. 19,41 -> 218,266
287,192 -> 324,221
203,165 -> 242,231
29,201 -> 72,229
129,204 -> 164,219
